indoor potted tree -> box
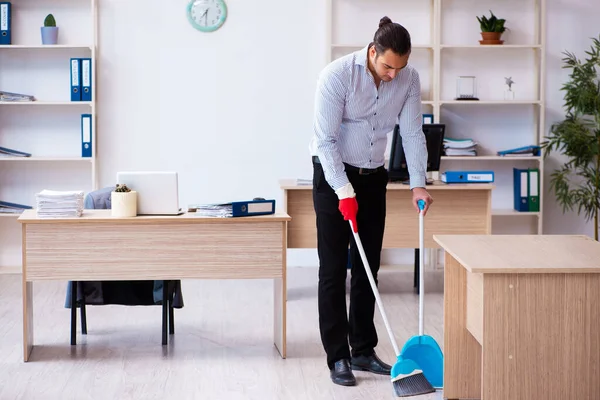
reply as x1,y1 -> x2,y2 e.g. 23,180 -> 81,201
542,35 -> 600,240
476,10 -> 506,45
41,14 -> 58,45
111,184 -> 137,217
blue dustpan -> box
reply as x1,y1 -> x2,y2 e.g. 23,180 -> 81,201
397,199 -> 444,388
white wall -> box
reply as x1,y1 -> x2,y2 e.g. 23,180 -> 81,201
0,0 -> 599,270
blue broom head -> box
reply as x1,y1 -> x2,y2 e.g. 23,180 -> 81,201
399,334 -> 444,388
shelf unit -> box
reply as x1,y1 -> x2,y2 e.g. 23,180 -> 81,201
0,0 -> 98,272
325,0 -> 546,234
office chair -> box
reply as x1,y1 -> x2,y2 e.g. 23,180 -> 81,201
64,187 -> 184,346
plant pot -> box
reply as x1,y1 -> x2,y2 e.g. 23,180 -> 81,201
479,31 -> 503,45
41,27 -> 59,45
111,191 -> 137,217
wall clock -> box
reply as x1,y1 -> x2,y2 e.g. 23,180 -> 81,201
186,0 -> 227,32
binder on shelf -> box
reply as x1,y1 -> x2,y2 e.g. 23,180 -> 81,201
188,199 -> 276,218
441,170 -> 494,183
528,168 -> 540,212
70,58 -> 81,101
0,2 -> 11,45
81,58 -> 92,101
81,113 -> 92,157
513,168 -> 529,212
0,145 -> 31,157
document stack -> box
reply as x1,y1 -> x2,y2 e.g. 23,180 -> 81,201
443,137 -> 478,157
35,190 -> 84,218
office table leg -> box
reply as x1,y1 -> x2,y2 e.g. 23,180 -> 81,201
273,276 -> 286,358
23,280 -> 33,362
443,253 -> 481,399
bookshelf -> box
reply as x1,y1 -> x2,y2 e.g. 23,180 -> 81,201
0,0 -> 98,272
325,0 -> 546,235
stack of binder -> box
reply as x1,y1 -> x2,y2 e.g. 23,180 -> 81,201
70,58 -> 92,101
35,189 -> 84,218
513,168 -> 540,212
443,137 -> 478,156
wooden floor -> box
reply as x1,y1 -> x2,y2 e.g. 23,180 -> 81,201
0,266 -> 445,400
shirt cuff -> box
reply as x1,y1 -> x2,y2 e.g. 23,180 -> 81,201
334,182 -> 355,199
410,175 -> 426,190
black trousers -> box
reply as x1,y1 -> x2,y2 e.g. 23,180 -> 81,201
312,159 -> 387,370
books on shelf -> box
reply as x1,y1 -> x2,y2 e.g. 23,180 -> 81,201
443,137 -> 478,157
35,189 -> 84,218
0,146 -> 31,157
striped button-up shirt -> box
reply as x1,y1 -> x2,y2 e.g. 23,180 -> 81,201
309,45 -> 428,191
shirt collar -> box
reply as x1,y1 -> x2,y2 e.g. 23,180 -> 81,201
356,44 -> 370,67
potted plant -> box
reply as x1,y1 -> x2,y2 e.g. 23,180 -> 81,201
476,10 -> 506,45
41,14 -> 58,45
111,184 -> 137,217
542,35 -> 600,240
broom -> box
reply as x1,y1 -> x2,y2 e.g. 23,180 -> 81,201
349,214 -> 435,397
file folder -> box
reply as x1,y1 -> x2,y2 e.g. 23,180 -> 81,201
231,199 -> 275,217
513,168 -> 529,212
441,170 -> 494,183
528,168 -> 540,212
189,199 -> 276,217
0,2 -> 10,45
81,58 -> 92,101
81,113 -> 92,157
70,58 -> 81,101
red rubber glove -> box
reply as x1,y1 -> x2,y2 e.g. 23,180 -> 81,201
339,197 -> 358,232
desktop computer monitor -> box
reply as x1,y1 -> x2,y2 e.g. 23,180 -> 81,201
388,123 -> 445,183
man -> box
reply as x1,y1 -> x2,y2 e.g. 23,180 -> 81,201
309,16 -> 433,387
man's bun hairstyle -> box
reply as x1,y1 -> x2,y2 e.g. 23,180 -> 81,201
379,16 -> 393,28
373,16 -> 411,56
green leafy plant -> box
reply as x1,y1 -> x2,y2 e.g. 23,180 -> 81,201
542,35 -> 600,240
114,184 -> 131,193
476,10 -> 506,33
44,14 -> 56,27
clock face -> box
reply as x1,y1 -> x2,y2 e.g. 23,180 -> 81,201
187,0 -> 227,32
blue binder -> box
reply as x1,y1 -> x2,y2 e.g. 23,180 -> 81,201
70,58 -> 81,101
231,199 -> 275,217
81,114 -> 92,157
0,2 -> 10,45
513,168 -> 529,212
81,58 -> 92,101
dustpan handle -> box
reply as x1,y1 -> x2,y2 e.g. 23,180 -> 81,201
350,221 -> 401,357
418,199 -> 425,336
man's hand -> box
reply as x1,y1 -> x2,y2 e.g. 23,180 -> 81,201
412,187 -> 433,216
339,197 -> 358,232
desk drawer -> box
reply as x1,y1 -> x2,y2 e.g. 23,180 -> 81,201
466,271 -> 483,344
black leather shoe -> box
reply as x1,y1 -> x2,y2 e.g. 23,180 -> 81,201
351,352 -> 392,375
330,359 -> 356,386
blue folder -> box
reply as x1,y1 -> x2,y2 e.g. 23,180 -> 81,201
0,2 -> 11,45
70,58 -> 81,101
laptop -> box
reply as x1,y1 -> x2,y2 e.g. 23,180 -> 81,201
116,171 -> 184,215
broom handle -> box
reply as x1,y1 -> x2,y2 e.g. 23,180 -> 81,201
418,199 -> 425,336
350,221 -> 401,357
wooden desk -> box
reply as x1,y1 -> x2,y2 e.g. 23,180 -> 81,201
434,234 -> 600,400
18,209 -> 291,362
280,179 -> 494,249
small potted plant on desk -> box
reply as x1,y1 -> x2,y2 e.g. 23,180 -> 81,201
111,184 -> 137,217
477,10 -> 506,45
41,14 -> 59,45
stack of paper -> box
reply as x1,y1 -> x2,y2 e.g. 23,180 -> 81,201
189,203 -> 233,218
35,190 -> 84,218
443,137 -> 478,156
